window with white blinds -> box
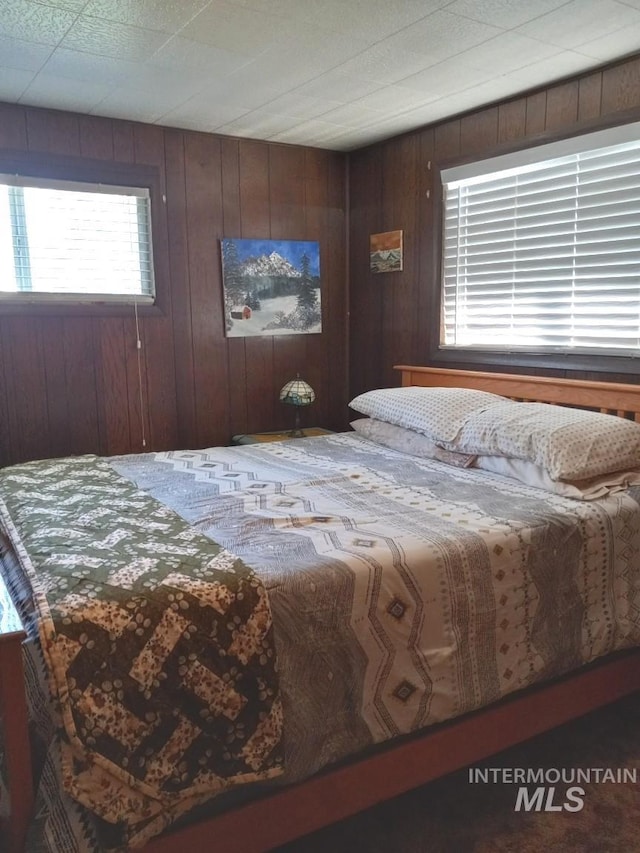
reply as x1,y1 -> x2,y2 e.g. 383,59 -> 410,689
441,123 -> 640,354
0,175 -> 155,303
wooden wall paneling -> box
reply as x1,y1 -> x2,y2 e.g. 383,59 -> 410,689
544,81 -> 579,132
183,132 -> 229,448
24,107 -> 52,152
601,55 -> 640,114
94,318 -> 131,456
220,138 -> 248,439
578,72 -> 603,122
165,129 -> 197,450
2,319 -> 50,464
40,318 -> 70,459
44,111 -> 81,156
417,128 -> 435,368
112,121 -> 135,164
61,318 -> 100,455
79,115 -> 115,161
0,103 -> 27,149
0,320 -> 14,466
434,120 -> 461,161
381,134 -> 419,389
498,99 -> 527,143
239,141 -> 275,433
123,315 -> 151,453
348,146 -> 383,398
300,147 -> 330,430
460,106 -> 499,158
325,150 -> 348,429
133,124 -> 179,451
525,91 -> 547,135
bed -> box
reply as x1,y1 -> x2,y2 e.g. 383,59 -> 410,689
2,365 -> 640,853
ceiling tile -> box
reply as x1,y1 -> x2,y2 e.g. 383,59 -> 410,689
399,56 -> 497,98
258,92 -> 343,120
354,83 -> 443,113
60,15 -> 169,61
380,9 -> 504,61
179,1 -> 287,55
37,0 -> 87,10
445,0 -> 572,29
0,67 -> 37,100
159,97 -> 249,130
456,32 -> 562,74
82,0 -> 210,34
0,1 -> 78,46
578,22 -> 640,60
0,35 -> 54,71
147,36 -> 250,76
93,85 -> 187,123
509,49 -> 600,86
313,102 -> 383,127
335,44 -> 438,85
40,47 -> 144,86
21,73 -> 111,111
293,71 -> 382,103
516,0 -> 640,49
231,0 -> 451,43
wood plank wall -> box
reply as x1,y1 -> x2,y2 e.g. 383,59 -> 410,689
348,54 -> 640,397
0,104 -> 348,466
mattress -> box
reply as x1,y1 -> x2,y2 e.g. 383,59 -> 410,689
2,432 -> 640,852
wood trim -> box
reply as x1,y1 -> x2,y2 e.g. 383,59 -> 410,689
395,364 -> 640,416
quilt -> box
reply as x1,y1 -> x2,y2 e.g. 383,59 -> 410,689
0,455 -> 282,847
2,433 -> 640,852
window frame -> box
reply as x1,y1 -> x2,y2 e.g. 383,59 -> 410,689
429,113 -> 640,377
0,150 -> 166,318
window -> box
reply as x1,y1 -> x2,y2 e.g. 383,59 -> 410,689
441,122 -> 640,356
0,175 -> 155,304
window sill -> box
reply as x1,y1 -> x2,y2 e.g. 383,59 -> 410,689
429,347 -> 640,377
0,300 -> 163,318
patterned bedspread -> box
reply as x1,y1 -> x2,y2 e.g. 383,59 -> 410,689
2,432 -> 640,852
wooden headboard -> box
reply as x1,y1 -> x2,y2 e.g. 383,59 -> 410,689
394,365 -> 640,421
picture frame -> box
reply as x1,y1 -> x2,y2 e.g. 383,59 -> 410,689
370,230 -> 403,273
220,238 -> 322,337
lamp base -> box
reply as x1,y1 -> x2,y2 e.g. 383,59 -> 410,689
287,428 -> 305,438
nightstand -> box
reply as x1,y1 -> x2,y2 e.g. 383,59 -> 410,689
231,427 -> 334,445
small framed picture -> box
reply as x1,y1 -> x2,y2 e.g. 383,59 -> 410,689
370,230 -> 403,273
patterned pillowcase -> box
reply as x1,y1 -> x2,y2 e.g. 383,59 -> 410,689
452,401 -> 640,482
348,387 -> 506,443
350,418 -> 477,468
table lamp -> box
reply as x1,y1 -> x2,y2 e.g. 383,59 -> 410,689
279,375 -> 315,437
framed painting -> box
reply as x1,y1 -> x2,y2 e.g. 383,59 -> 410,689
220,238 -> 322,337
370,230 -> 403,273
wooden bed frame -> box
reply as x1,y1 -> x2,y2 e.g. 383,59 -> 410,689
3,365 -> 640,853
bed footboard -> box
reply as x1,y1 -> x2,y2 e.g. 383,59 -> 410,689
0,572 -> 33,853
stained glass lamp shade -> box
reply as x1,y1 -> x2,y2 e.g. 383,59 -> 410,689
279,376 -> 315,437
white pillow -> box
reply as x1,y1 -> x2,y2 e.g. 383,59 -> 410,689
451,401 -> 640,482
475,455 -> 640,500
350,418 -> 476,468
349,386 -> 505,443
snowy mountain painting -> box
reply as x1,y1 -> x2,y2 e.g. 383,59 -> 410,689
220,238 -> 322,337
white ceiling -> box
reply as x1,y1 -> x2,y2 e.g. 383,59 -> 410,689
3,0 -> 640,151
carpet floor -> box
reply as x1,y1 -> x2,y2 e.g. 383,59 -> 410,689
276,692 -> 640,853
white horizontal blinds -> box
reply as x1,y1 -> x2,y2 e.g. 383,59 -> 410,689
0,175 -> 154,300
442,133 -> 640,353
